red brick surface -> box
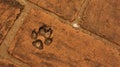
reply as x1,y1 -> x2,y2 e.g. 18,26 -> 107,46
8,8 -> 120,67
28,0 -> 83,21
80,0 -> 120,45
0,59 -> 18,67
0,0 -> 23,45
0,0 -> 119,67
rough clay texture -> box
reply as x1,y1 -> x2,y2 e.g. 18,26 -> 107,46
80,0 -> 120,46
0,0 -> 120,67
0,0 -> 23,45
0,59 -> 18,67
28,0 -> 84,21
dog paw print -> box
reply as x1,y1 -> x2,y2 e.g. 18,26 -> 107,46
31,24 -> 53,50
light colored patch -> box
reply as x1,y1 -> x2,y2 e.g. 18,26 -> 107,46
72,22 -> 79,28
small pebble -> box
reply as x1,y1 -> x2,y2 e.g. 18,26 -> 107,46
31,30 -> 38,39
72,22 -> 79,28
32,39 -> 43,49
44,38 -> 53,45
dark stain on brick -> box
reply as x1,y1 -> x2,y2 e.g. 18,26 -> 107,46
31,30 -> 38,40
38,24 -> 47,36
32,39 -> 43,50
44,27 -> 53,38
44,38 -> 53,46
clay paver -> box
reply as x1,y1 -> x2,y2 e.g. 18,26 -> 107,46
28,0 -> 84,21
8,8 -> 120,67
0,0 -> 23,45
0,59 -> 18,67
80,0 -> 120,45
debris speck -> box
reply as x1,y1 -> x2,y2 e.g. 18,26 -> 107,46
72,22 -> 79,28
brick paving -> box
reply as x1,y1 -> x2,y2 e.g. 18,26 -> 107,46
0,0 -> 23,45
28,0 -> 84,21
0,0 -> 120,67
80,0 -> 120,46
0,59 -> 18,67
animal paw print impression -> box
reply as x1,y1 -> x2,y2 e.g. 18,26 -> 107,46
31,24 -> 53,50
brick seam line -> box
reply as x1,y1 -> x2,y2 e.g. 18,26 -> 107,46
0,0 -> 118,66
27,0 -> 85,22
26,0 -> 120,50
0,1 -> 31,67
27,0 -> 75,22
74,0 -> 120,49
0,0 -> 24,46
0,6 -> 24,47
